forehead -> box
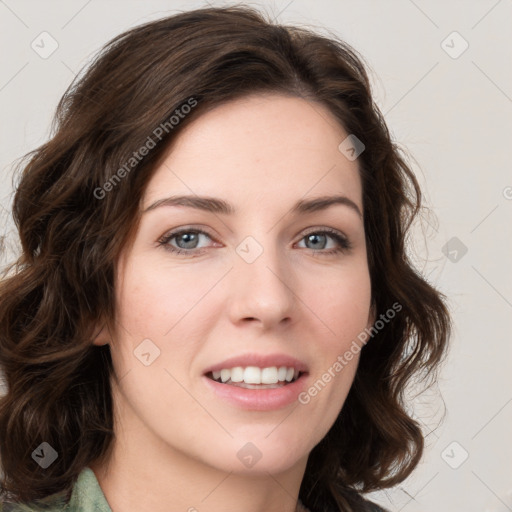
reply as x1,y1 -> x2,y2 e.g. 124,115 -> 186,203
143,93 -> 362,212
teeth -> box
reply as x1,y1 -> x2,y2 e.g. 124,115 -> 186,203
261,367 -> 278,384
230,367 -> 244,382
244,366 -> 263,384
209,366 -> 301,385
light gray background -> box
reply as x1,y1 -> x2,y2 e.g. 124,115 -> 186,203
1,1 -> 511,511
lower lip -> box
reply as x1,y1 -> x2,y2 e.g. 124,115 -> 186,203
202,373 -> 308,411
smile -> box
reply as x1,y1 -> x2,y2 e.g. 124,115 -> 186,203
206,365 -> 302,387
202,369 -> 309,411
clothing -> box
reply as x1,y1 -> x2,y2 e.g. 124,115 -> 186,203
63,466 -> 111,511
0,466 -> 386,511
0,467 -> 110,512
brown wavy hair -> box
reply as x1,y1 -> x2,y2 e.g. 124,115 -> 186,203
0,5 -> 451,511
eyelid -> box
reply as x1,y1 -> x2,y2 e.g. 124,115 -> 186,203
158,224 -> 215,239
300,226 -> 347,239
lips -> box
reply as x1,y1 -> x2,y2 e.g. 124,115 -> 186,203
201,352 -> 310,410
202,371 -> 309,411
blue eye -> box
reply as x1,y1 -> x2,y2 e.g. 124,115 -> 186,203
158,229 -> 212,255
298,229 -> 351,255
157,227 -> 351,257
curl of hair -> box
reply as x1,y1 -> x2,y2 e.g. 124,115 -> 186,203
0,5 -> 451,511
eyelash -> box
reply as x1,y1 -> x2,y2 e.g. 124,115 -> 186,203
157,227 -> 352,257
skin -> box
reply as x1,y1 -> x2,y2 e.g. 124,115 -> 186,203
91,93 -> 374,512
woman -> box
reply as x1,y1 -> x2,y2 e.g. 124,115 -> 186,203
0,5 -> 451,512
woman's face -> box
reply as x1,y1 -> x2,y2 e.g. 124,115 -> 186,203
96,93 -> 373,476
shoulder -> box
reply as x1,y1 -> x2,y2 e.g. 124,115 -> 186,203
0,465 -> 111,512
0,498 -> 68,511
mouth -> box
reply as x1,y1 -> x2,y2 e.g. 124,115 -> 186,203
201,354 -> 309,410
202,365 -> 309,411
204,366 -> 305,389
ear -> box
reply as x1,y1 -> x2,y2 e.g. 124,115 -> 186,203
91,321 -> 111,346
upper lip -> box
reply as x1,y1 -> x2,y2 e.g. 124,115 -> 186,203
203,353 -> 309,375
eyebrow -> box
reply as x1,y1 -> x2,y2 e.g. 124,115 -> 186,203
143,194 -> 363,218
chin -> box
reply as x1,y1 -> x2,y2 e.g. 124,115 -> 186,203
201,439 -> 308,475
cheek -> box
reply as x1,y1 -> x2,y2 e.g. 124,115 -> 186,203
112,256 -> 224,378
115,255 -> 217,334
296,265 -> 370,418
306,264 -> 372,343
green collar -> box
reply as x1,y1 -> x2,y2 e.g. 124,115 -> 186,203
67,467 -> 112,512
0,467 -> 111,512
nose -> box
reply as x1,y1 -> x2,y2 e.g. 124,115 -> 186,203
227,238 -> 296,330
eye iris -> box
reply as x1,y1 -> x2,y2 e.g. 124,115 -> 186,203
177,232 -> 199,249
306,233 -> 326,249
